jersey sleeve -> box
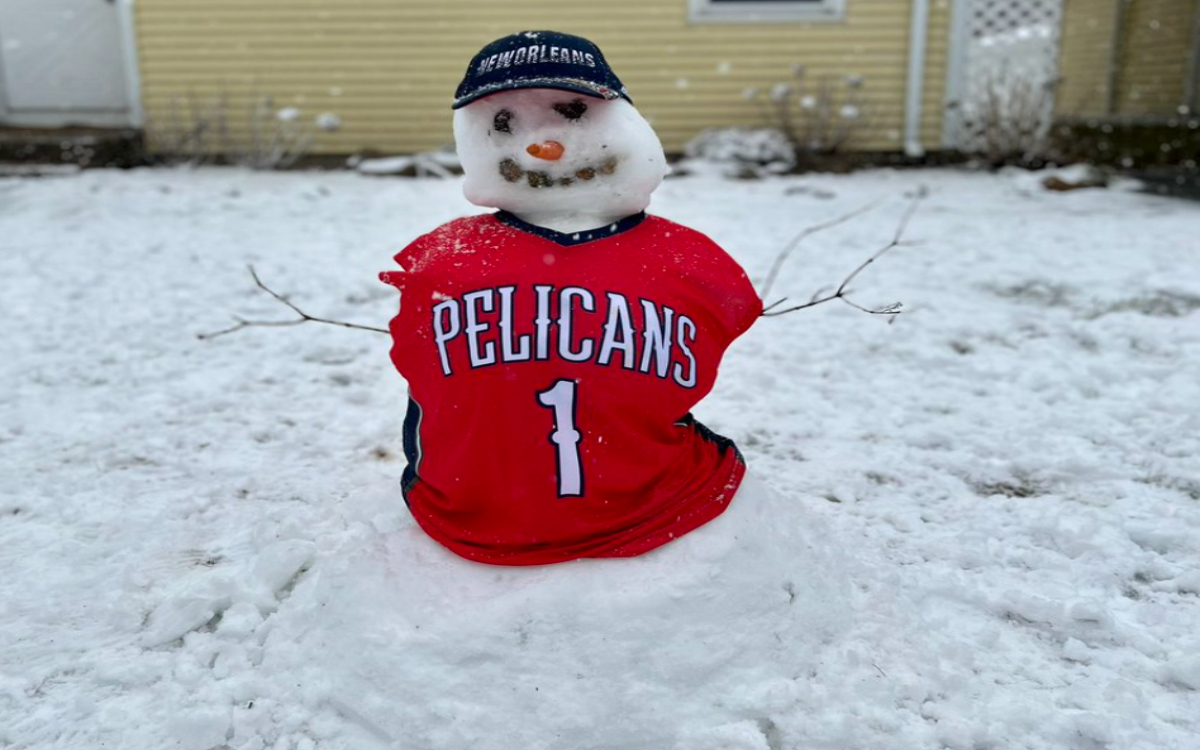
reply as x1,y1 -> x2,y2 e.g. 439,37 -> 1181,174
379,233 -> 431,292
689,231 -> 763,342
379,229 -> 445,378
726,255 -> 764,337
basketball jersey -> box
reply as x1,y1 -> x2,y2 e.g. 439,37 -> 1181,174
380,211 -> 762,565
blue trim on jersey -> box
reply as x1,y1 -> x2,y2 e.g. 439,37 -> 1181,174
401,395 -> 425,507
677,412 -> 744,463
494,211 -> 647,247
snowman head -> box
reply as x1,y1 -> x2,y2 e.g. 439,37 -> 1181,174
452,31 -> 668,229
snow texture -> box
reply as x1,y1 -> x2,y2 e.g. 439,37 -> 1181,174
1,166 -> 1199,749
260,474 -> 848,750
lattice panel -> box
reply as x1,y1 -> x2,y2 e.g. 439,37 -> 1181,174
945,0 -> 1064,155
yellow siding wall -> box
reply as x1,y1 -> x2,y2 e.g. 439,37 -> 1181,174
1056,0 -> 1198,119
134,0 -> 951,155
1115,0 -> 1196,115
1056,0 -> 1118,118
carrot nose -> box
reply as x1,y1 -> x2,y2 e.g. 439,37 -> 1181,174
526,141 -> 565,160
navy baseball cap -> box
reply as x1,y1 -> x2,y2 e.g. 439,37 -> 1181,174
453,30 -> 632,110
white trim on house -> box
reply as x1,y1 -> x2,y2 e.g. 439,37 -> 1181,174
117,0 -> 145,128
1186,0 -> 1200,112
941,0 -> 971,148
688,0 -> 846,24
904,0 -> 930,156
0,36 -> 11,124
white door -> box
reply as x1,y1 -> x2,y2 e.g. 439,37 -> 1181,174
0,0 -> 140,127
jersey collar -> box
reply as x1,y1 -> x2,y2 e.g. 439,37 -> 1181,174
493,210 -> 647,247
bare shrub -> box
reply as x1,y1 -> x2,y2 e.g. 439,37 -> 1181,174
947,65 -> 1059,167
744,66 -> 870,167
144,90 -> 341,169
143,91 -> 234,166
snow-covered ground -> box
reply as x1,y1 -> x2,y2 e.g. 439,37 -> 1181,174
1,166 -> 1198,749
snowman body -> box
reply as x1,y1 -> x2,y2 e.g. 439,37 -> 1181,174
366,33 -> 851,747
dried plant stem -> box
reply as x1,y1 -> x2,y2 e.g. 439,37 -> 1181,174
761,188 -> 925,320
197,265 -> 388,340
759,200 -> 881,302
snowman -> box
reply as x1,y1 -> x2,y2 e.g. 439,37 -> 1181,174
380,30 -> 763,566
326,30 -> 851,749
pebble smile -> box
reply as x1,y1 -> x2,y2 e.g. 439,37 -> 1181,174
498,156 -> 619,188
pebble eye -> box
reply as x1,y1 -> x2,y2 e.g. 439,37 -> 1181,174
493,110 -> 513,134
553,100 -> 588,121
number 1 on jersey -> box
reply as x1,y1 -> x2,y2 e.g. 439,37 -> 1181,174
536,379 -> 584,497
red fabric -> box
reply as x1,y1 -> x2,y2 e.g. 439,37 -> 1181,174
381,213 -> 762,565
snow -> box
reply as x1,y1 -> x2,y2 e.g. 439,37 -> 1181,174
313,113 -> 342,133
255,475 -> 848,749
2,165 -> 1199,749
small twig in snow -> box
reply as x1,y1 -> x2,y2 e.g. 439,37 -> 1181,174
196,265 -> 389,340
758,199 -> 881,302
761,187 -> 926,321
760,297 -> 789,314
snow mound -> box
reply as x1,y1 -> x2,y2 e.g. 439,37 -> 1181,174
352,150 -> 461,178
682,127 -> 796,176
261,475 -> 850,749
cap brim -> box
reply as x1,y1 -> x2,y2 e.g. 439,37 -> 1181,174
452,78 -> 627,109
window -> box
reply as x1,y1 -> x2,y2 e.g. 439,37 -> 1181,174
688,0 -> 846,23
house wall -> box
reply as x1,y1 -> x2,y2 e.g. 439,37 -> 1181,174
133,0 -> 950,155
1056,0 -> 1119,118
1115,0 -> 1197,115
1056,0 -> 1198,119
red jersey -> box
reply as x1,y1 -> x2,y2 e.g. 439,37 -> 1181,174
380,211 -> 762,565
